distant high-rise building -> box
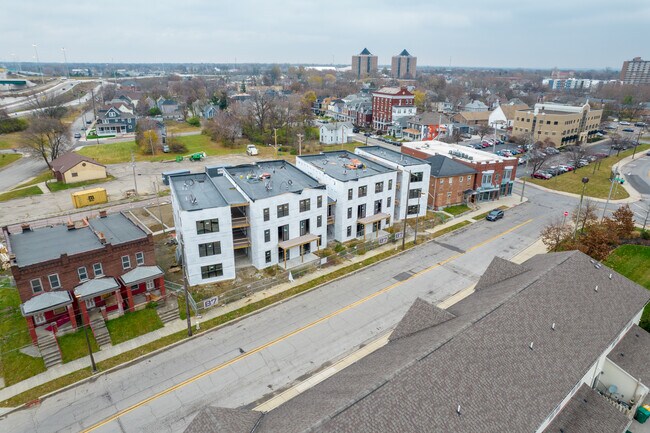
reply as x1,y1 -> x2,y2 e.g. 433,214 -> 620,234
620,57 -> 650,85
351,48 -> 378,79
391,49 -> 417,79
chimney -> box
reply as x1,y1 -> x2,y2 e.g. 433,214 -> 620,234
99,210 -> 107,218
98,232 -> 106,244
21,223 -> 31,232
67,219 -> 75,230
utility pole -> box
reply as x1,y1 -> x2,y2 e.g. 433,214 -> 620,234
642,201 -> 649,231
401,170 -> 412,250
149,131 -> 155,156
32,44 -> 44,84
414,189 -> 422,245
83,322 -> 98,373
154,181 -> 165,234
90,88 -> 97,120
61,47 -> 70,78
131,152 -> 138,195
601,169 -> 619,221
573,177 -> 589,239
273,128 -> 278,158
520,157 -> 529,202
181,244 -> 193,337
632,129 -> 642,159
297,133 -> 303,156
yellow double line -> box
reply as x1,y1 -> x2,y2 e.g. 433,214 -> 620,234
82,219 -> 532,432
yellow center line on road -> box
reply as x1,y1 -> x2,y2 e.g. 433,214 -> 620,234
82,218 -> 533,432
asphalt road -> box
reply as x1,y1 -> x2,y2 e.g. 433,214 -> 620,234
0,154 -> 47,193
0,184 -> 581,433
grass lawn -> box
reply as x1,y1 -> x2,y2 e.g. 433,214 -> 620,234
527,144 -> 650,199
443,204 -> 471,216
0,153 -> 21,169
0,286 -> 47,386
47,175 -> 115,192
0,131 -> 26,150
0,185 -> 43,203
106,307 -> 163,345
605,245 -> 650,331
58,329 -> 99,364
165,120 -> 202,133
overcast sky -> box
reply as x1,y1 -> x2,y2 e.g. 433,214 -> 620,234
2,0 -> 648,69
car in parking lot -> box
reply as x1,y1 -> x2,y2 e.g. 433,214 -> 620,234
532,171 -> 552,180
622,128 -> 634,133
634,122 -> 647,127
619,121 -> 631,126
558,164 -> 574,172
486,209 -> 504,221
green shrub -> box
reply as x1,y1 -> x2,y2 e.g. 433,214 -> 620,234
0,117 -> 28,134
148,107 -> 162,116
334,243 -> 345,253
641,230 -> 650,240
187,116 -> 200,127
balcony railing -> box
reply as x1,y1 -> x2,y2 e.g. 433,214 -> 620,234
233,237 -> 251,249
327,215 -> 335,225
231,216 -> 250,228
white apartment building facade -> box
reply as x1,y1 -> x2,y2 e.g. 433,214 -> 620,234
354,146 -> 430,221
296,151 -> 398,243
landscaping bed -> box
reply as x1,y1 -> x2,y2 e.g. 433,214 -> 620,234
0,185 -> 43,203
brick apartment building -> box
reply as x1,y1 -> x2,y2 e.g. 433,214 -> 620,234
391,49 -> 417,79
620,56 -> 650,85
372,87 -> 415,132
401,140 -> 518,203
512,102 -> 602,147
426,155 -> 477,209
3,211 -> 165,345
351,48 -> 378,79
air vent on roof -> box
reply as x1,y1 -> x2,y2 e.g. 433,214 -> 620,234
551,323 -> 556,330
456,405 -> 461,416
265,180 -> 273,191
529,342 -> 534,350
609,273 -> 612,279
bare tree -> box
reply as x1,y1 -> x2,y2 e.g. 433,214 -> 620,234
540,217 -> 573,252
25,117 -> 71,169
527,139 -> 552,174
565,145 -> 586,167
204,111 -> 242,148
475,124 -> 492,141
573,199 -> 598,233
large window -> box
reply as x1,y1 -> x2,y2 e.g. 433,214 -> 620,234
30,278 -> 43,294
348,188 -> 353,200
265,251 -> 272,263
78,266 -> 88,282
199,241 -> 222,257
346,226 -> 352,237
299,199 -> 311,212
388,179 -> 393,190
387,197 -> 392,208
374,199 -> 382,214
278,224 -> 289,241
317,215 -> 323,227
407,205 -> 420,215
48,274 -> 61,290
481,172 -> 493,186
409,188 -> 421,199
317,196 -> 323,208
121,255 -> 131,270
264,229 -> 271,242
135,252 -> 145,266
201,264 -> 223,279
263,208 -> 270,221
358,185 -> 367,197
347,207 -> 353,219
196,219 -> 219,234
410,172 -> 423,182
93,263 -> 103,277
277,203 -> 289,218
357,204 -> 366,218
375,182 -> 384,193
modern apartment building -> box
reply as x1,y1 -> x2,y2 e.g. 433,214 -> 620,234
351,48 -> 378,79
372,86 -> 416,132
512,102 -> 603,147
391,49 -> 417,79
401,140 -> 517,202
296,151 -> 398,243
170,161 -> 328,286
354,146 -> 430,221
620,57 -> 650,85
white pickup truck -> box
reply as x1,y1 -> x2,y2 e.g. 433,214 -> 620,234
246,144 -> 259,156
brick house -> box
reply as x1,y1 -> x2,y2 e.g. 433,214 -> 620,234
426,155 -> 477,209
3,211 -> 166,346
401,141 -> 518,203
371,87 -> 415,132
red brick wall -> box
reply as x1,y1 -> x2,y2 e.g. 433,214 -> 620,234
428,174 -> 477,209
11,234 -> 156,305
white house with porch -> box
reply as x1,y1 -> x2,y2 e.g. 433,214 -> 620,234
319,122 -> 353,145
296,151 -> 398,243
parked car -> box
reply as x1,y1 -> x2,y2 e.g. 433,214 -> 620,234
486,209 -> 505,221
352,128 -> 360,133
73,132 -> 81,139
622,128 -> 634,133
619,121 -> 631,126
364,132 -> 371,137
532,171 -> 552,180
544,147 -> 560,155
558,164 -> 574,172
246,144 -> 259,156
634,122 -> 647,127
594,153 -> 608,158
162,144 -> 170,153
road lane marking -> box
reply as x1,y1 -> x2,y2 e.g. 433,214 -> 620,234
81,218 -> 533,432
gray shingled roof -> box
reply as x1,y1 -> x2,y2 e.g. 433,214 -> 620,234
607,324 -> 650,385
389,298 -> 455,341
473,256 -> 528,291
187,251 -> 650,433
184,407 -> 262,433
359,48 -> 371,55
50,152 -> 104,173
21,291 -> 72,316
74,277 -> 120,300
427,155 -> 477,177
542,384 -> 629,433
120,265 -> 163,286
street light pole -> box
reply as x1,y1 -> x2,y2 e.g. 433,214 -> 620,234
297,133 -> 303,156
573,177 -> 589,239
32,44 -> 44,84
131,152 -> 138,195
414,189 -> 423,245
401,169 -> 412,250
601,169 -> 619,221
61,47 -> 70,78
82,320 -> 98,373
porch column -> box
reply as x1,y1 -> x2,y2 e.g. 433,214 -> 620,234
67,304 -> 77,331
158,277 -> 166,297
126,286 -> 135,312
79,299 -> 90,326
26,316 -> 38,346
115,290 -> 124,315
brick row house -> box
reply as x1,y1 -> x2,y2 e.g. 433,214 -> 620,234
372,87 -> 416,132
3,211 -> 166,347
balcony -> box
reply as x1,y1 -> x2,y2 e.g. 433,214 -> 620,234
327,215 -> 335,225
233,237 -> 251,249
231,216 -> 250,228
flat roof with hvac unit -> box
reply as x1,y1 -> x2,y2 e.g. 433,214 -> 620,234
298,151 -> 394,181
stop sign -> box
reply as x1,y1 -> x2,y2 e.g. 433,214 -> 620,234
563,211 -> 569,217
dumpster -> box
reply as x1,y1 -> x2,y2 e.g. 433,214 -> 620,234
71,188 -> 108,208
635,406 -> 650,424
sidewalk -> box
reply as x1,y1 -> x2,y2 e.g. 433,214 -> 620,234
0,194 -> 531,403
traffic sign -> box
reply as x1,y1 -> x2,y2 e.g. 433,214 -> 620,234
563,211 -> 569,217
